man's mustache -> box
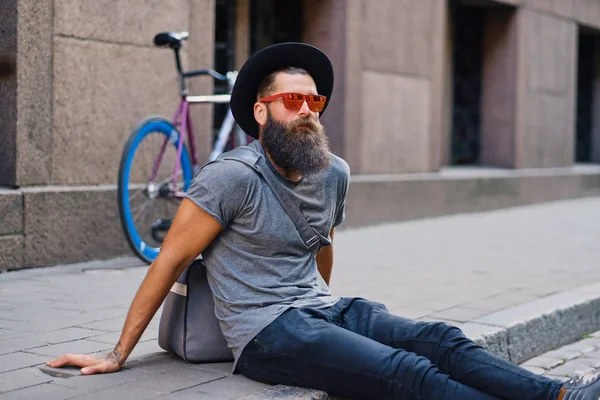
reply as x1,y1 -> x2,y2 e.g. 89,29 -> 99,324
287,118 -> 320,133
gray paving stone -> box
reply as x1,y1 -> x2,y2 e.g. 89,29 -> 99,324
192,362 -> 235,376
521,356 -> 565,370
123,353 -> 191,375
0,367 -> 52,394
125,339 -> 166,362
582,350 -> 600,359
541,349 -> 584,362
30,327 -> 99,345
66,383 -> 164,400
474,290 -> 600,328
0,352 -> 50,374
50,368 -> 148,392
0,382 -> 88,399
24,339 -> 113,358
87,327 -> 157,346
77,308 -> 126,323
130,368 -> 225,393
76,317 -> 126,332
429,306 -> 491,323
0,319 -> 34,331
237,385 -> 329,400
216,374 -> 273,391
546,361 -> 596,377
0,336 -> 48,356
0,328 -> 24,340
190,379 -> 262,399
466,290 -> 540,312
557,339 -> 598,355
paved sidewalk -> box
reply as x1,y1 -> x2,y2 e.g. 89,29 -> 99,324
522,329 -> 600,382
0,197 -> 599,399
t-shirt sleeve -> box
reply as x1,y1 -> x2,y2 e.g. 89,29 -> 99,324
184,161 -> 249,228
332,159 -> 350,228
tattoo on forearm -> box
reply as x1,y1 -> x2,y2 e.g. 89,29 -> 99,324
108,342 -> 125,365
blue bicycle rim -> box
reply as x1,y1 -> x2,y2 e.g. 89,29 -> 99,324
120,120 -> 192,261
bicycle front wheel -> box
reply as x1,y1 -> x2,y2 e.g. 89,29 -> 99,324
118,117 -> 193,264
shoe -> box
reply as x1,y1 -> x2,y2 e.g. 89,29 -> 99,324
559,371 -> 600,400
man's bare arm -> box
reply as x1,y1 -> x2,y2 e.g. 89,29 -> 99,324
47,198 -> 222,374
316,228 -> 335,285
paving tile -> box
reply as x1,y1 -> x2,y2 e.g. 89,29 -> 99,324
0,382 -> 88,399
557,340 -> 598,355
0,319 -> 35,332
192,362 -> 235,376
547,361 -> 596,377
0,352 -> 50,373
29,327 -> 100,345
50,368 -> 147,391
429,306 -> 491,323
236,385 -> 328,400
87,327 -> 157,346
130,368 -> 225,393
521,356 -> 565,370
124,353 -> 190,374
474,290 -> 597,328
76,317 -> 126,332
67,383 -> 164,400
216,374 -> 273,391
0,367 -> 53,394
0,336 -> 48,356
24,339 -> 113,358
187,379 -> 259,399
541,349 -> 584,362
581,350 -> 600,359
126,339 -> 167,362
467,290 -> 539,312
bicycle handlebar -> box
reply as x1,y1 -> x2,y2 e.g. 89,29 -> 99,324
183,69 -> 228,81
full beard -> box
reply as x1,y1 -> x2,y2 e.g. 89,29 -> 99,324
260,112 -> 332,176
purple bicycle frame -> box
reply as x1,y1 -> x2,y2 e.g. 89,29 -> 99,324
149,97 -> 199,199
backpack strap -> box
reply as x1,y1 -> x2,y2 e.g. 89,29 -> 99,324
221,146 -> 322,252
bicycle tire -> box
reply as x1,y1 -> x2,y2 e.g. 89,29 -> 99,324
118,117 -> 193,264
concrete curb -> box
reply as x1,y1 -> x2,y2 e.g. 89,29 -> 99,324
469,282 -> 600,364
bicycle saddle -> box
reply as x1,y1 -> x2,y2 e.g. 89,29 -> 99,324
154,32 -> 189,50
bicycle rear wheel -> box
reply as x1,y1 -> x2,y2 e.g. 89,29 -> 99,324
118,117 -> 193,264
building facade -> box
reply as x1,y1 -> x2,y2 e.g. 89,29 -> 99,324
1,0 -> 600,269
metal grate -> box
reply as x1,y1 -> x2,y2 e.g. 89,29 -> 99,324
576,33 -> 595,163
450,2 -> 485,165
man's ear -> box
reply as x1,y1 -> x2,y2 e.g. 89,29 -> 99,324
254,102 -> 268,127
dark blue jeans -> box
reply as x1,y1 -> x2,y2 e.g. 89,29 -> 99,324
238,297 -> 563,400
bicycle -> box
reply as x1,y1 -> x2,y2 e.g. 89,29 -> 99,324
117,31 -> 250,264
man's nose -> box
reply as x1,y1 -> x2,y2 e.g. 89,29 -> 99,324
298,99 -> 312,117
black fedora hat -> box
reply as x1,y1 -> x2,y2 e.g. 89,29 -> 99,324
230,42 -> 334,139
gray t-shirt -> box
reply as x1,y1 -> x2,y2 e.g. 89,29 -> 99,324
185,140 -> 350,370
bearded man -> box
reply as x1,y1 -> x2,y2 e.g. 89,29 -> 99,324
48,42 -> 600,400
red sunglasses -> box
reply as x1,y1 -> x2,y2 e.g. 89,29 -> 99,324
258,92 -> 327,113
